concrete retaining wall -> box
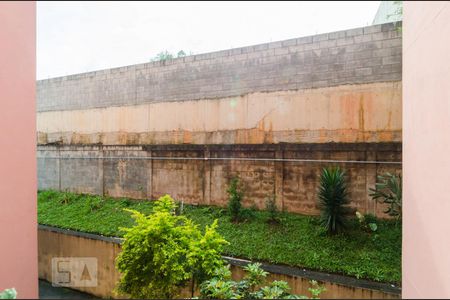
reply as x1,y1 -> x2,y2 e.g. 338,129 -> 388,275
38,143 -> 401,217
38,225 -> 401,299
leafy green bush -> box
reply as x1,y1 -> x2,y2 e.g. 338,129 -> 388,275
199,263 -> 325,299
115,194 -> 229,299
317,167 -> 350,235
369,173 -> 402,220
0,289 -> 16,299
227,177 -> 244,222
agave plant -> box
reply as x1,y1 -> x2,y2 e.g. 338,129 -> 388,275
369,172 -> 402,220
318,167 -> 350,235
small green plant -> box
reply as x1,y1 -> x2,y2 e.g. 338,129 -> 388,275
308,280 -> 326,299
227,177 -> 244,222
86,195 -> 103,212
0,289 -> 16,299
265,194 -> 280,224
115,194 -> 228,299
57,190 -> 78,205
356,212 -> 378,233
369,172 -> 402,220
317,167 -> 350,235
199,263 -> 324,299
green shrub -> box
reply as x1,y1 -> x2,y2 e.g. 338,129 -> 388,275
0,289 -> 16,299
369,173 -> 402,220
227,177 -> 244,222
115,194 -> 228,299
199,263 -> 325,299
317,167 -> 350,235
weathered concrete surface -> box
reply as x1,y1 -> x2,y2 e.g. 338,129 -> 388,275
37,143 -> 401,217
38,226 -> 400,299
37,81 -> 401,145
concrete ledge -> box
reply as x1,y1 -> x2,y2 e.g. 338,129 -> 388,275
223,256 -> 401,295
38,224 -> 123,244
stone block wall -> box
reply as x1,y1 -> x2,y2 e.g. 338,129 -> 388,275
37,22 -> 401,112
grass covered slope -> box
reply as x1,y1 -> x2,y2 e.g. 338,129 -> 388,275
38,190 -> 401,284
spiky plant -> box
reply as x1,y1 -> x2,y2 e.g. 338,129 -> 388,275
369,172 -> 402,220
318,167 -> 350,235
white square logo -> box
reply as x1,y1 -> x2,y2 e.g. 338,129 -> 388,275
51,257 -> 98,287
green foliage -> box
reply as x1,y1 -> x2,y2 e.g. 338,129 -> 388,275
151,50 -> 191,62
317,167 -> 350,235
58,190 -> 80,205
265,194 -> 280,224
0,289 -> 16,299
199,263 -> 324,299
369,173 -> 402,220
308,280 -> 326,299
356,212 -> 378,233
227,177 -> 244,222
115,194 -> 228,299
38,190 -> 402,283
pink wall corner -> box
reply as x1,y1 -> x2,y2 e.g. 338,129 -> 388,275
0,2 -> 38,299
403,1 -> 450,298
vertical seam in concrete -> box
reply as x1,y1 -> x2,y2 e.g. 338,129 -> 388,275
58,146 -> 61,191
365,149 -> 368,213
202,147 -> 206,204
208,148 -> 212,206
101,144 -> 105,196
149,149 -> 153,199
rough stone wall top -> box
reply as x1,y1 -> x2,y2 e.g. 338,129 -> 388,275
37,22 -> 402,112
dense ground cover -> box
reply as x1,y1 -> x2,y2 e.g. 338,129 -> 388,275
37,190 -> 401,284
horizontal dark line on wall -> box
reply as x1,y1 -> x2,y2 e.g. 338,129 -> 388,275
36,156 -> 401,165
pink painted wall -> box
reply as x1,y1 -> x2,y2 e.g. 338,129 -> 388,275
403,1 -> 450,298
0,2 -> 38,298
